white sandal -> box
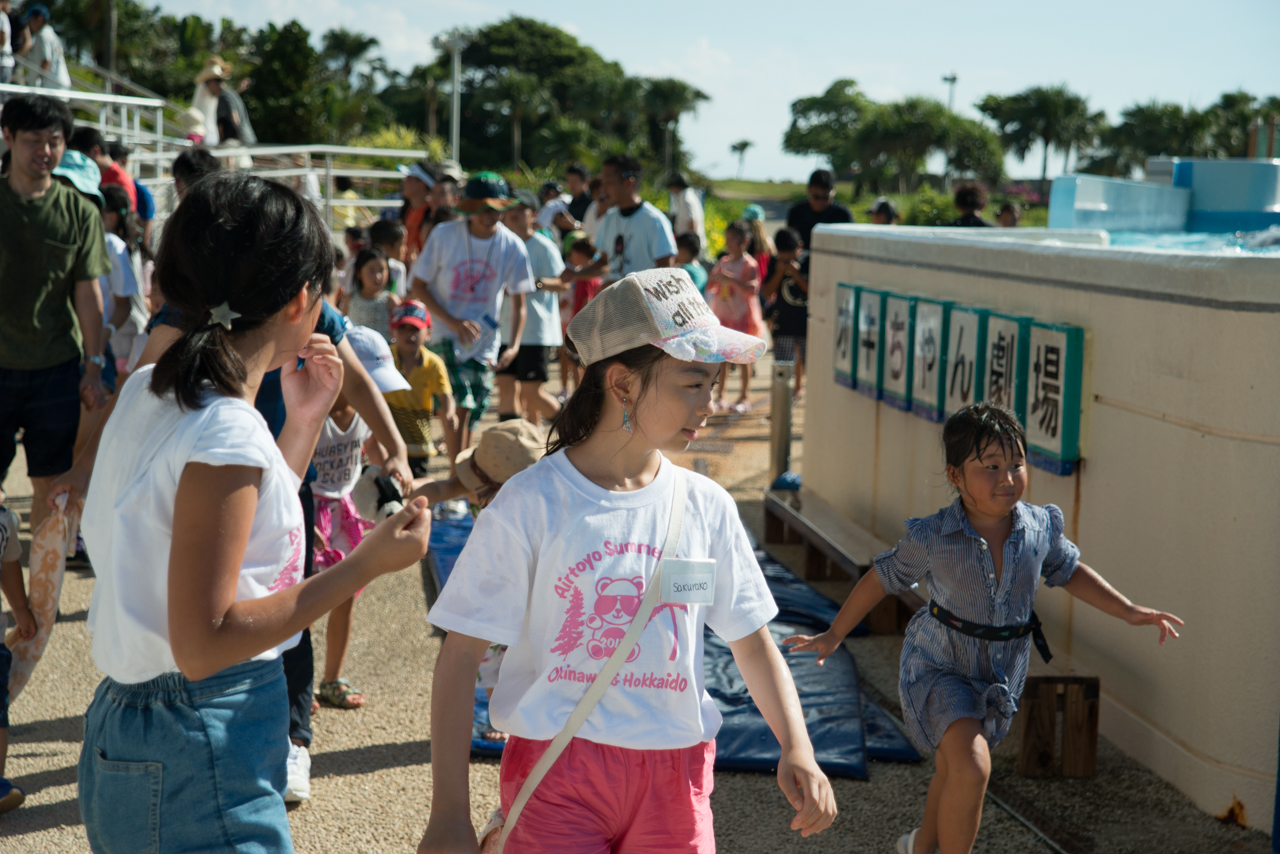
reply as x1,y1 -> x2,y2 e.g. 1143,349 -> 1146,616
896,827 -> 919,854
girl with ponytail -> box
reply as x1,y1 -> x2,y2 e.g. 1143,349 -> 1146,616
78,173 -> 432,853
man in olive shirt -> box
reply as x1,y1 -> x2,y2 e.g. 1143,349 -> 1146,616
0,96 -> 111,531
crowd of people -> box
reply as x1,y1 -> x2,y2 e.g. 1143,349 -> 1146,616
0,88 -> 1185,854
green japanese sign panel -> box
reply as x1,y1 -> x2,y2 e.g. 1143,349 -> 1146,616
944,306 -> 988,418
984,311 -> 1032,423
854,287 -> 886,399
834,283 -> 856,389
1025,322 -> 1084,475
911,298 -> 951,422
881,293 -> 915,411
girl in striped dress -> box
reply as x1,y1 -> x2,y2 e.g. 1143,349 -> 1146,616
785,403 -> 1182,854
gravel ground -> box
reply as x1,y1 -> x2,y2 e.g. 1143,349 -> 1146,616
0,356 -> 1269,852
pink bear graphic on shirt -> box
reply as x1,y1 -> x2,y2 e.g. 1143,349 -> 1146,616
585,577 -> 644,662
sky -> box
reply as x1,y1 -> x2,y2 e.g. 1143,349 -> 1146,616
153,0 -> 1280,182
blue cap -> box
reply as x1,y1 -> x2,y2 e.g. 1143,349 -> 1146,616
22,3 -> 50,21
742,203 -> 766,222
53,150 -> 104,206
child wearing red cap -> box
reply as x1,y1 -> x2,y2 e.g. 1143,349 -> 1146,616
387,301 -> 456,477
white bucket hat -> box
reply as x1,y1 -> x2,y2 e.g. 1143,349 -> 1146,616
343,326 -> 411,393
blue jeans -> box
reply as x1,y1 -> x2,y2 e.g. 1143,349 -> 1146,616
79,658 -> 294,853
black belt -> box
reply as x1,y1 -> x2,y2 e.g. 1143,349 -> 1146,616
928,601 -> 1052,664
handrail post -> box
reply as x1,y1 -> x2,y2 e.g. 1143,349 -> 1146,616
770,360 -> 794,483
154,107 -> 163,178
325,153 -> 334,230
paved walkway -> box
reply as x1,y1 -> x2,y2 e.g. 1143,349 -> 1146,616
0,358 -> 1268,852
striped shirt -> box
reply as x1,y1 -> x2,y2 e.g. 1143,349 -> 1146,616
875,498 -> 1079,749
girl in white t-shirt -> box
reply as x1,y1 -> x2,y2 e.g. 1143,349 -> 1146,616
420,268 -> 837,853
79,174 -> 431,854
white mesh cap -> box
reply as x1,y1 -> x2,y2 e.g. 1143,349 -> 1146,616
567,268 -> 766,366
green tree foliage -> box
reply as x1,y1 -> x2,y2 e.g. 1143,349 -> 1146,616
978,85 -> 1093,186
243,22 -> 327,144
944,116 -> 1004,187
782,79 -> 871,176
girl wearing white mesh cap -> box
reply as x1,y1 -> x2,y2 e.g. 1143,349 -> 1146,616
420,268 -> 836,853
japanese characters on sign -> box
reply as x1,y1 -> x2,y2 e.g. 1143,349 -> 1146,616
834,283 -> 857,389
882,295 -> 915,410
984,312 -> 1031,423
944,306 -> 987,418
854,287 -> 885,399
831,287 -> 1085,475
1025,322 -> 1084,475
911,299 -> 950,422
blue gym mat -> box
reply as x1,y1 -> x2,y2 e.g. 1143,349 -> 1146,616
423,515 -> 919,774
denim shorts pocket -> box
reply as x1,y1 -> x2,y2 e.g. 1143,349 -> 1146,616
89,748 -> 162,854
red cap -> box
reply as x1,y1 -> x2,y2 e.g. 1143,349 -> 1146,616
392,300 -> 431,329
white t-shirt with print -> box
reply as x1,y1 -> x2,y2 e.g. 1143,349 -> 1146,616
500,230 -> 566,347
311,412 -> 372,500
83,364 -> 307,684
30,26 -> 71,88
410,220 -> 535,365
428,451 -> 778,750
594,201 -> 678,284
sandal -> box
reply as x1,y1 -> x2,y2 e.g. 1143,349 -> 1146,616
481,726 -> 509,743
317,678 -> 366,709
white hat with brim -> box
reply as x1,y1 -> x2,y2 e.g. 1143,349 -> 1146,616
343,326 -> 411,393
195,63 -> 230,85
566,268 -> 766,367
397,162 -> 436,189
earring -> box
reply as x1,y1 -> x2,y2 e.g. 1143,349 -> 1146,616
621,398 -> 633,434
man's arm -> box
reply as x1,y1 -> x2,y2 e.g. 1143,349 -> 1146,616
337,337 -> 412,488
496,293 -> 526,371
652,255 -> 674,268
73,278 -> 107,410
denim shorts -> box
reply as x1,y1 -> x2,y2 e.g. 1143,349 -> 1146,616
0,358 -> 82,478
79,658 -> 294,854
0,644 -> 10,728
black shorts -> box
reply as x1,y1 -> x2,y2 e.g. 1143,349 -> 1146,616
496,345 -> 553,383
0,358 -> 82,478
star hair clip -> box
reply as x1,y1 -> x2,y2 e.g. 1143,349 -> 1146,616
209,301 -> 242,330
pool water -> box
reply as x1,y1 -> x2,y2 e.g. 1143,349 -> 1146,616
1109,228 -> 1280,255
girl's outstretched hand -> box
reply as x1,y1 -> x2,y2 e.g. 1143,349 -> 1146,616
353,496 -> 431,574
1125,605 -> 1184,644
280,334 -> 344,428
778,747 -> 837,837
782,630 -> 841,666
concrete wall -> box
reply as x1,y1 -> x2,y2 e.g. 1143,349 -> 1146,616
1048,174 -> 1190,232
806,223 -> 1280,832
1171,158 -> 1280,233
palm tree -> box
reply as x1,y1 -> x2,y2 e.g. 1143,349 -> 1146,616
322,28 -> 380,83
643,78 -> 709,175
978,85 -> 1091,196
404,63 -> 448,138
484,70 -> 553,170
730,140 -> 753,179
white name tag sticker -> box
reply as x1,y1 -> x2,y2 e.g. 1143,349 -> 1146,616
661,559 -> 717,605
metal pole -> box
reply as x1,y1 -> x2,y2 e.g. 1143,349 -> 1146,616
450,47 -> 462,163
942,73 -> 957,113
769,361 -> 794,484
154,107 -> 163,178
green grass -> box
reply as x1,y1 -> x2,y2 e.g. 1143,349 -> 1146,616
711,178 -> 856,202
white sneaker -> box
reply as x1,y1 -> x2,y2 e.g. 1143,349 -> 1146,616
896,828 -> 919,854
284,742 -> 311,803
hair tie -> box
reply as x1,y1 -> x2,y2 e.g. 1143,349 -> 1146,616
209,301 -> 241,330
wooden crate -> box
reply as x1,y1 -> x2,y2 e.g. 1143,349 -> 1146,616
1017,657 -> 1100,778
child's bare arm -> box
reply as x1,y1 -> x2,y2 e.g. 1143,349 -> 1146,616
418,631 -> 490,854
363,436 -> 389,469
729,627 -> 837,837
408,474 -> 467,506
1062,561 -> 1183,643
783,569 -> 887,664
0,559 -> 35,640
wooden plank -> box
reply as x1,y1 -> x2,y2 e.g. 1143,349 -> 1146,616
867,596 -> 901,634
1061,680 -> 1100,778
763,489 -> 891,573
803,540 -> 834,581
1018,678 -> 1058,777
764,505 -> 785,544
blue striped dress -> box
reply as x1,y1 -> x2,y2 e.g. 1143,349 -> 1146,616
874,499 -> 1080,750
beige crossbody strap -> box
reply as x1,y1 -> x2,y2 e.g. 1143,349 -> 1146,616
497,463 -> 688,852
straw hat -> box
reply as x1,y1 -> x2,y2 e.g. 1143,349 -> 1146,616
178,106 -> 206,137
456,421 -> 545,494
195,56 -> 231,85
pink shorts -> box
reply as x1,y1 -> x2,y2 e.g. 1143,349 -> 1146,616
499,735 -> 716,853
